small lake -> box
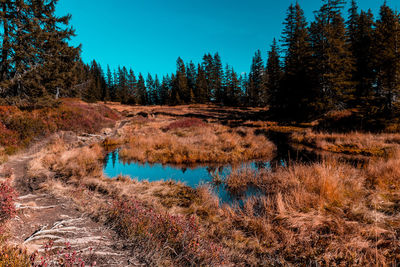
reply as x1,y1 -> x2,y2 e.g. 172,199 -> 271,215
103,131 -> 367,204
103,150 -> 278,204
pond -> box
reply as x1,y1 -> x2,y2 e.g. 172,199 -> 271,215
103,131 -> 367,204
103,149 -> 278,204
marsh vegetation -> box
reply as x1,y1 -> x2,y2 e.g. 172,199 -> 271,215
1,103 -> 393,266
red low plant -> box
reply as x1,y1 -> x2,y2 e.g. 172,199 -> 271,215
164,118 -> 206,131
0,180 -> 18,225
30,241 -> 96,267
108,198 -> 224,265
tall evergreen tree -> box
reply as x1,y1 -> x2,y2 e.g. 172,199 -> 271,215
0,0 -> 80,101
373,3 -> 400,115
136,73 -> 147,105
172,57 -> 187,104
195,64 -> 208,103
279,3 -> 314,120
186,61 -> 197,103
160,75 -> 171,105
118,66 -> 129,103
266,39 -> 283,112
310,0 -> 354,112
248,50 -> 266,106
126,69 -> 136,104
146,73 -> 156,105
154,75 -> 161,105
351,9 -> 375,109
223,65 -> 241,106
202,53 -> 214,100
213,53 -> 224,103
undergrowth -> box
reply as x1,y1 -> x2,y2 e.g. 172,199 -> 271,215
0,98 -> 120,160
107,198 -> 225,266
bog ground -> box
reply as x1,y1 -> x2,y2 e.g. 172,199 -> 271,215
0,100 -> 399,266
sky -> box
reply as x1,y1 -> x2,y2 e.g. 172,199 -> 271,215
56,0 -> 399,77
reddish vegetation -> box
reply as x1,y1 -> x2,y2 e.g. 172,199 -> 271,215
0,180 -> 17,226
30,241 -> 94,267
108,198 -> 224,266
0,180 -> 28,266
164,118 -> 206,131
0,99 -> 120,155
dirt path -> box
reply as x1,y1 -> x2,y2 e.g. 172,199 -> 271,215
0,120 -> 141,266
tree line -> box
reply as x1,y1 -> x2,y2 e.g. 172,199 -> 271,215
1,0 -> 400,123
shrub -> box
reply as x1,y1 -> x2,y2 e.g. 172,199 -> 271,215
108,198 -> 224,266
0,99 -> 120,157
30,241 -> 95,267
0,180 -> 17,225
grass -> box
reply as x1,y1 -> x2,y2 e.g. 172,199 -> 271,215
18,104 -> 400,266
26,135 -> 400,266
117,117 -> 275,164
0,246 -> 31,267
291,130 -> 400,157
220,155 -> 400,265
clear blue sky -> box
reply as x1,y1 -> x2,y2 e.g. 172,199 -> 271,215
56,0 -> 398,77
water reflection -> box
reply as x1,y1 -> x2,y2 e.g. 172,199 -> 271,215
103,150 -> 272,204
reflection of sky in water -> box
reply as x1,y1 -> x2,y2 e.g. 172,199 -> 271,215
103,150 -> 274,204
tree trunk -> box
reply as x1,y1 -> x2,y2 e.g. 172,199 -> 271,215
0,2 -> 10,82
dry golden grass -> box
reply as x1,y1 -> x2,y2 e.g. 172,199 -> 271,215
116,116 -> 275,164
104,103 -> 268,119
291,130 -> 400,157
26,135 -> 400,266
21,102 -> 400,266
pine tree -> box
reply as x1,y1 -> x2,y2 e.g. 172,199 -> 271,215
186,61 -> 196,103
137,73 -> 147,105
223,64 -> 231,105
154,75 -> 161,105
195,64 -> 208,103
248,50 -> 266,106
351,10 -> 375,110
347,0 -> 360,50
106,65 -> 116,101
266,39 -> 283,112
159,75 -> 171,105
310,0 -> 354,112
202,53 -> 214,101
118,67 -> 129,103
172,57 -> 187,104
223,65 -> 241,106
374,3 -> 400,115
0,0 -> 80,102
279,3 -> 314,120
127,69 -> 137,104
84,60 -> 104,102
146,73 -> 156,105
213,53 -> 224,103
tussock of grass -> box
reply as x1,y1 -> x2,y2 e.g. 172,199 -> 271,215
118,117 -> 275,164
291,130 -> 399,157
217,157 -> 400,265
